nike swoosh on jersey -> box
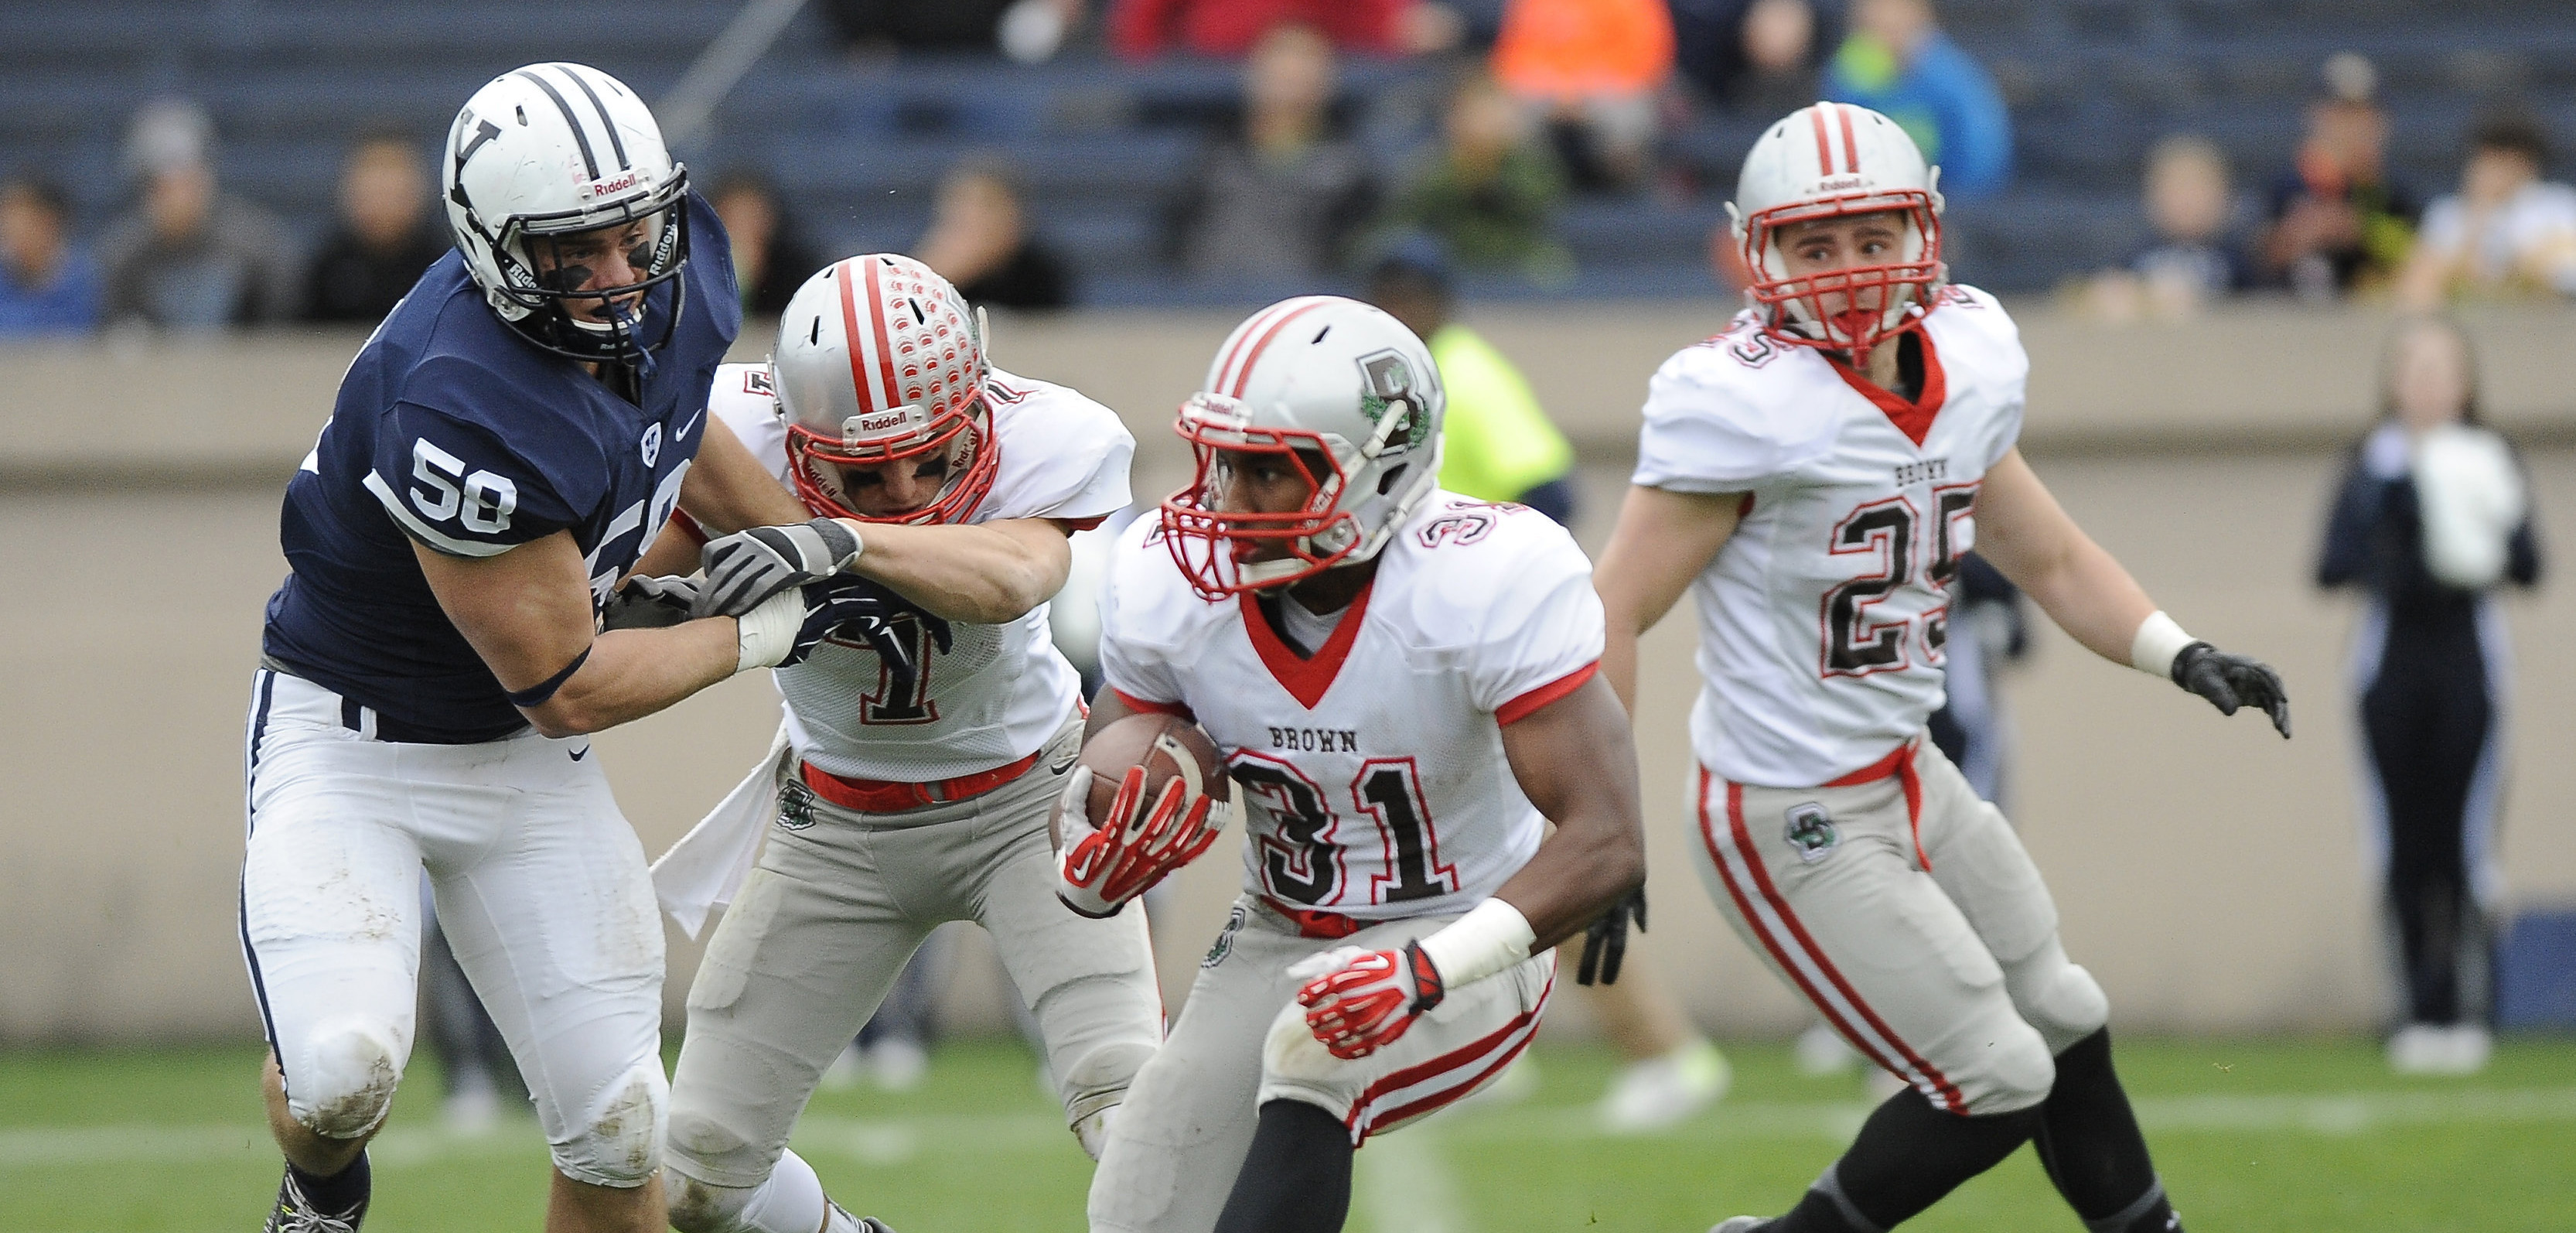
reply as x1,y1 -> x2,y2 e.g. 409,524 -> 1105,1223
568,745 -> 592,761
676,408 -> 705,440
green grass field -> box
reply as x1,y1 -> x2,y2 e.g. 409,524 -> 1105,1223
4,1036 -> 2571,1231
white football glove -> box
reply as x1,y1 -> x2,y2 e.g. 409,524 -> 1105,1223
693,517 -> 863,618
1053,764 -> 1230,917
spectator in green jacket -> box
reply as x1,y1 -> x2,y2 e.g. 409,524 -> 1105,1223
1367,244 -> 1579,524
1380,71 -> 1575,284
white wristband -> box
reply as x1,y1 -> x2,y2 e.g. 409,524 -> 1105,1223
734,588 -> 803,672
1417,898 -> 1536,989
2128,610 -> 2197,678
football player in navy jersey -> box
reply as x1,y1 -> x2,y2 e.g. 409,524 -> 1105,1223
242,63 -> 906,1233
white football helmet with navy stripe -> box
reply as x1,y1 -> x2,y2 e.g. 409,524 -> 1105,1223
442,62 -> 691,363
1160,295 -> 1445,599
1728,101 -> 1946,367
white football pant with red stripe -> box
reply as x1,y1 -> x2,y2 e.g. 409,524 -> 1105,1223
1691,734 -> 2110,1117
1087,896 -> 1553,1233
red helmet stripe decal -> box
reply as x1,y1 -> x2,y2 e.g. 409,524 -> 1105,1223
1210,297 -> 1305,396
833,261 -> 875,415
863,256 -> 902,411
1223,298 -> 1332,398
1808,104 -> 1836,175
1835,104 -> 1861,173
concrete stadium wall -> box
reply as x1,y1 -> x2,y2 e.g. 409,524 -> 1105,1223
4,302 -> 2573,1046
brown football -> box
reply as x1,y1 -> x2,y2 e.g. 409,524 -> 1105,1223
1070,711 -> 1228,836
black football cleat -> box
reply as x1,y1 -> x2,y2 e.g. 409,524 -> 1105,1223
263,1166 -> 366,1232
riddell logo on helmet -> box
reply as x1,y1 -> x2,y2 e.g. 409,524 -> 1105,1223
857,410 -> 910,432
1813,175 -> 1868,192
578,171 -> 640,200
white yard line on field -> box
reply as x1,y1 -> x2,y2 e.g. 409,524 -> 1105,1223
7,1086 -> 2575,1170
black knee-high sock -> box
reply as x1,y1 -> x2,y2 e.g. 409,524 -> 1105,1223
2031,1030 -> 2181,1233
1772,1088 -> 2042,1232
285,1149 -> 370,1220
1212,1100 -> 1353,1233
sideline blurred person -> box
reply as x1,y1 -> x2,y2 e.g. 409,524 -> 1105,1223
1674,0 -> 1838,114
917,159 -> 1073,310
1490,0 -> 1674,193
2316,316 -> 2542,1077
2257,53 -> 2417,299
1378,73 -> 1571,284
1822,0 -> 2010,199
98,99 -> 302,329
2080,135 -> 2247,322
303,134 -> 450,326
1366,246 -> 1577,523
1112,0 -> 1462,58
0,176 -> 101,335
711,170 -> 822,319
1165,22 -> 1378,280
2395,113 -> 2576,310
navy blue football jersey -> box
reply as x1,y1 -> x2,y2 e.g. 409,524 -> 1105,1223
263,193 -> 742,742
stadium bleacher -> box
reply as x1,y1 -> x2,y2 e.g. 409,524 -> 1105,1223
5,0 -> 2574,303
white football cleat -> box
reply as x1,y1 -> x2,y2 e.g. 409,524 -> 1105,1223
820,1040 -> 865,1092
1709,1218 -> 1769,1233
1599,1037 -> 1731,1133
1795,1023 -> 1860,1076
2388,1023 -> 2491,1075
866,1037 -> 930,1091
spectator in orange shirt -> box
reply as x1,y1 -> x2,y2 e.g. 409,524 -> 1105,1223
1111,0 -> 1462,58
1491,0 -> 1675,193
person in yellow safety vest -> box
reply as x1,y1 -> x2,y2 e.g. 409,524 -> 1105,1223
1366,249 -> 1581,525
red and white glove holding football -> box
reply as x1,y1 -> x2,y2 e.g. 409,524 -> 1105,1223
1054,764 -> 1228,918
1290,941 -> 1446,1061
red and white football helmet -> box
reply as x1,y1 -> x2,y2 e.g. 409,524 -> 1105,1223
1729,101 -> 1947,367
1160,295 -> 1444,600
770,254 -> 998,525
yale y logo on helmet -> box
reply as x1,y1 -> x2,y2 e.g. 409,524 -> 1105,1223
1161,295 -> 1446,600
442,62 -> 693,365
1728,101 -> 1947,369
769,254 -> 1000,527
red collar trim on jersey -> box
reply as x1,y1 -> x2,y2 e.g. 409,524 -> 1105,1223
1824,327 -> 1947,448
1240,581 -> 1374,710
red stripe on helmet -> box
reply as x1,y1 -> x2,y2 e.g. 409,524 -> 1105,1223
1223,299 -> 1332,398
833,261 -> 873,415
864,255 -> 901,412
1210,297 -> 1303,396
1809,105 -> 1835,174
1836,104 -> 1861,174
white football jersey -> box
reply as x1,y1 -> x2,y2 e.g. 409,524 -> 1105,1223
709,362 -> 1135,781
1097,493 -> 1604,922
1632,286 -> 2028,788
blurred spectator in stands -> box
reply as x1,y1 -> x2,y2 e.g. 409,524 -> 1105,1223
1165,23 -> 1378,280
824,0 -> 1086,63
1367,243 -> 1577,523
1113,0 -> 1462,58
0,176 -> 101,336
1821,0 -> 2010,199
2079,135 -> 2249,321
1377,73 -> 1572,282
711,169 -> 822,319
917,159 -> 1074,310
98,100 -> 301,330
2395,112 -> 2576,311
1672,0 -> 1839,114
301,133 -> 449,326
1491,0 -> 1674,193
2257,53 -> 2417,301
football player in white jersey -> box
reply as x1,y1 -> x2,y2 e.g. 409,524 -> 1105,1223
1074,295 -> 1648,1233
1593,104 -> 2290,1233
636,255 -> 1163,1233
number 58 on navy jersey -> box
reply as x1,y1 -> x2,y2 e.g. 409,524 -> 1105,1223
262,194 -> 740,743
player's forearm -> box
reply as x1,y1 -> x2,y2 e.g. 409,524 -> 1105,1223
1494,810 -> 1646,952
520,620 -> 742,737
678,418 -> 808,535
838,519 -> 1068,624
1601,623 -> 1642,714
2012,535 -> 2156,668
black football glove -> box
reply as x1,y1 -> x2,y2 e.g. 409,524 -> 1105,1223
694,517 -> 864,619
2171,642 -> 2292,739
1577,885 -> 1648,986
782,577 -> 955,678
599,574 -> 700,631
